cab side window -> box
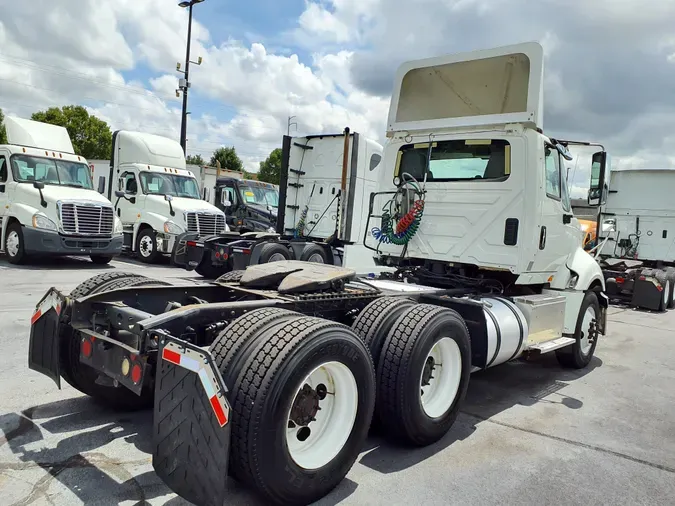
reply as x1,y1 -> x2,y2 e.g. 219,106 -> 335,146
544,146 -> 561,200
120,172 -> 137,194
222,186 -> 237,206
0,156 -> 7,183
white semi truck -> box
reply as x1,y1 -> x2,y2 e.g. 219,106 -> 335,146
0,116 -> 122,264
592,167 -> 675,311
101,130 -> 228,263
27,42 -> 609,506
173,129 -> 384,277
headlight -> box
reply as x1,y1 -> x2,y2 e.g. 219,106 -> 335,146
32,213 -> 57,231
163,221 -> 185,234
114,216 -> 123,235
567,273 -> 579,289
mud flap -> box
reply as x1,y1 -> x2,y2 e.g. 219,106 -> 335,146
28,288 -> 66,388
153,335 -> 231,506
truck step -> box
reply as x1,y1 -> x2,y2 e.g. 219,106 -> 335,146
528,337 -> 575,354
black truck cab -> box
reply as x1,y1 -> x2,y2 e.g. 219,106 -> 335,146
215,177 -> 279,233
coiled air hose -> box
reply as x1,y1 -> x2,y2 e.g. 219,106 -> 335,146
371,183 -> 425,245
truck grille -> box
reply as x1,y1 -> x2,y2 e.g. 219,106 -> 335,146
186,212 -> 225,236
59,203 -> 114,236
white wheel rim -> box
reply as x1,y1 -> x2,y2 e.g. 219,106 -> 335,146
663,280 -> 670,307
139,235 -> 154,257
268,252 -> 286,262
579,306 -> 596,355
307,253 -> 324,263
6,231 -> 19,257
420,337 -> 463,419
285,361 -> 358,470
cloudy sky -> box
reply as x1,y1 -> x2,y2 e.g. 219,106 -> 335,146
1,0 -> 674,196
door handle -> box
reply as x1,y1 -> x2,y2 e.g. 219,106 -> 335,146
563,213 -> 573,224
539,226 -> 547,250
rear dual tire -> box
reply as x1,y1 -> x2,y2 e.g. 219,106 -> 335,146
211,311 -> 375,505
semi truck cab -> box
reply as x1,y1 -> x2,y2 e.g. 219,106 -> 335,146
107,131 -> 228,263
215,177 -> 279,233
0,116 -> 122,264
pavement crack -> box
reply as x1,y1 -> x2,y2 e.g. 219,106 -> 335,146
606,319 -> 672,332
462,411 -> 675,474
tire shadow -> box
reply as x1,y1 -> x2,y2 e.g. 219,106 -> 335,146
0,256 -> 115,271
358,354 -> 602,474
0,395 -> 359,506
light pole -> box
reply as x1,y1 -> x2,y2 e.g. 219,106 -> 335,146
176,0 -> 204,154
287,115 -> 297,136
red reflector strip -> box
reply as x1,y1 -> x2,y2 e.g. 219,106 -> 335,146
30,310 -> 42,325
186,241 -> 197,247
162,348 -> 181,365
210,395 -> 228,426
616,277 -> 625,284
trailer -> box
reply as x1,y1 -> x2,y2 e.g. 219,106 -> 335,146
173,129 -> 384,277
592,167 -> 675,311
27,42 -> 609,506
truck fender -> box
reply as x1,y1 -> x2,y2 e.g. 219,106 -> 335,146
551,247 -> 605,292
1,204 -> 41,250
132,212 -> 169,249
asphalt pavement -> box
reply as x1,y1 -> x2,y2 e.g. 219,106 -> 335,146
1,255 -> 674,505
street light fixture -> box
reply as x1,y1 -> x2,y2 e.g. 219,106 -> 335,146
177,0 -> 205,154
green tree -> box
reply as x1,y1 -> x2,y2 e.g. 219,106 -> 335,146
0,108 -> 7,144
186,154 -> 205,165
210,146 -> 244,173
31,105 -> 112,159
258,148 -> 282,185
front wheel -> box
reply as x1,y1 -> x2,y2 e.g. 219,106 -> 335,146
556,291 -> 600,369
5,222 -> 27,265
228,316 -> 375,505
135,228 -> 161,264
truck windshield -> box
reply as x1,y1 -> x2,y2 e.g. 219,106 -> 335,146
241,183 -> 279,208
139,171 -> 200,199
10,154 -> 94,189
397,139 -> 511,182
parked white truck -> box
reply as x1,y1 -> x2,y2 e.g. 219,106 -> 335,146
0,116 -> 122,264
27,42 -> 609,506
102,130 -> 228,263
591,167 -> 675,311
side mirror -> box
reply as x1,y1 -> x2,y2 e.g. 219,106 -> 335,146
222,199 -> 232,208
115,190 -> 125,198
587,151 -> 608,207
97,176 -> 106,194
33,181 -> 45,190
164,194 -> 173,202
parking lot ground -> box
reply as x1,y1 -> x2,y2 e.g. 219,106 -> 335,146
1,257 -> 674,505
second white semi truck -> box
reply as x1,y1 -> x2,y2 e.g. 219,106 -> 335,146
101,130 -> 228,263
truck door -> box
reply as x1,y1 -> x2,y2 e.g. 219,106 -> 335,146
529,144 -> 579,274
219,183 -> 240,230
116,171 -> 140,230
0,152 -> 9,241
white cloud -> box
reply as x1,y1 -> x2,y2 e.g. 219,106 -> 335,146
1,0 -> 674,177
